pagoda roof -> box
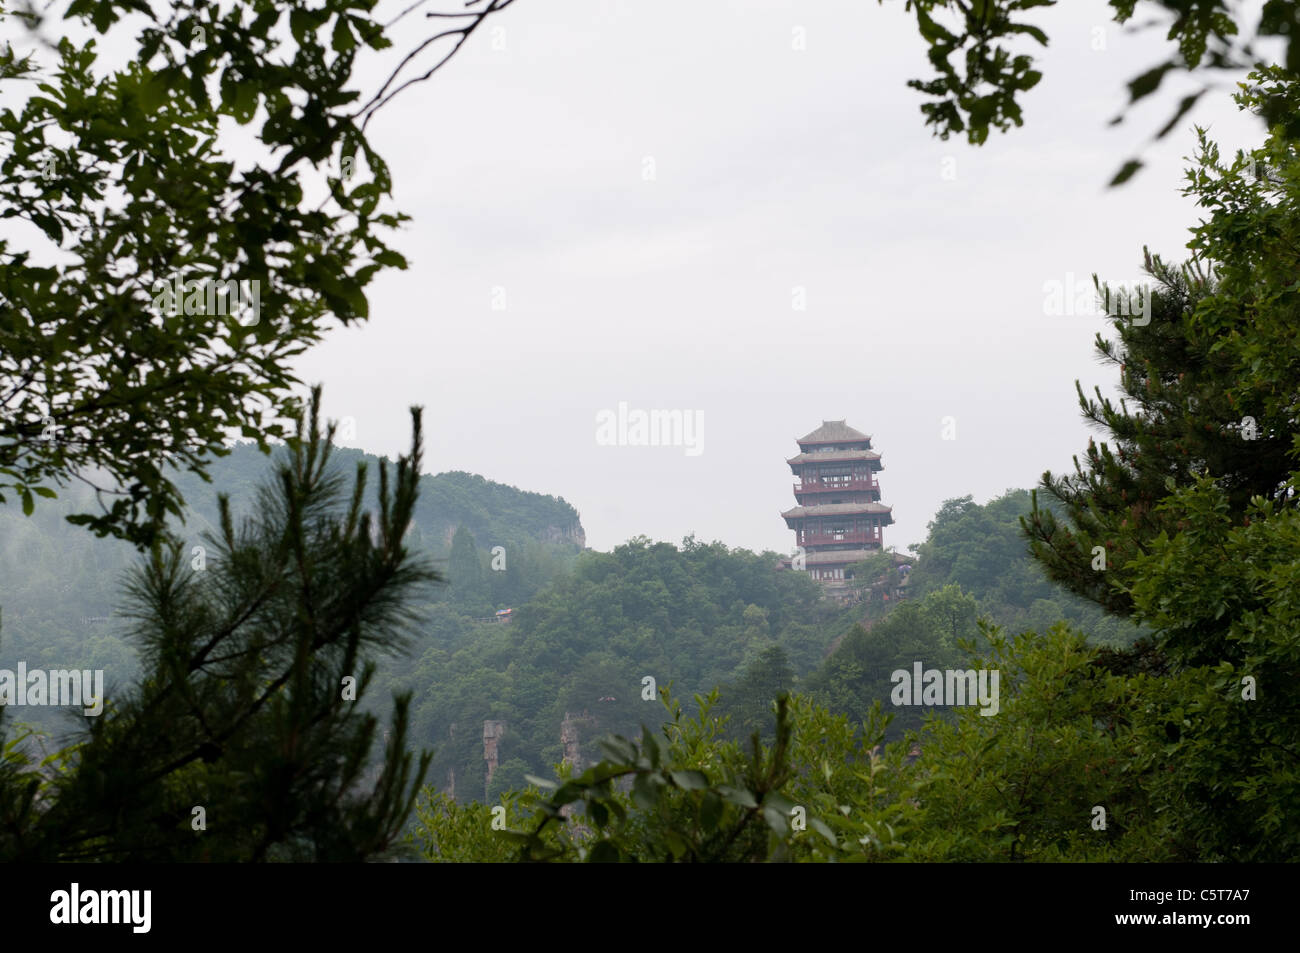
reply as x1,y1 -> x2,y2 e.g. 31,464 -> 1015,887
797,420 -> 871,446
787,449 -> 882,467
782,502 -> 893,519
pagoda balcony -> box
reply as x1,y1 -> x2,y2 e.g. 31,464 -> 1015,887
796,531 -> 880,547
793,479 -> 877,494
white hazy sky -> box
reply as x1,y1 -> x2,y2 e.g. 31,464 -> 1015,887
290,0 -> 1273,556
18,0 -> 1266,556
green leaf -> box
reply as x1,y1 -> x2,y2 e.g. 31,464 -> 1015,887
716,785 -> 757,809
699,792 -> 723,831
598,737 -> 637,764
290,9 -> 317,43
1155,92 -> 1205,140
1127,63 -> 1175,103
762,805 -> 789,834
139,74 -> 170,112
763,792 -> 797,814
1009,23 -> 1049,46
641,729 -> 660,767
631,772 -> 662,811
663,829 -> 690,859
233,83 -> 258,126
333,17 -> 357,53
809,817 -> 838,846
669,769 -> 708,790
1109,159 -> 1143,187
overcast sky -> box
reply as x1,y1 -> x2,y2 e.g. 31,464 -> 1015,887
287,0 -> 1275,556
49,0 -> 1266,557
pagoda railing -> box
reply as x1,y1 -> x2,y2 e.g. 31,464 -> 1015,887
796,531 -> 880,547
793,479 -> 877,494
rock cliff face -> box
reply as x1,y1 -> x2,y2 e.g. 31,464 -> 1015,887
409,468 -> 584,556
541,522 -> 586,549
445,724 -> 458,798
560,713 -> 583,771
483,720 -> 506,792
438,521 -> 585,551
559,713 -> 584,820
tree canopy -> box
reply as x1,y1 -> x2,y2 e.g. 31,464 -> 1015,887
0,0 -> 512,547
1,391 -> 437,860
892,1 -> 1300,180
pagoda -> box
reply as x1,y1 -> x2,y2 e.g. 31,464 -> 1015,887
781,420 -> 893,585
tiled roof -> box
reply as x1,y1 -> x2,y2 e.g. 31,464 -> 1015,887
781,502 -> 893,519
797,420 -> 871,445
787,450 -> 882,467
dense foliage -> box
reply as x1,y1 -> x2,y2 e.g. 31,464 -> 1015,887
0,439 -> 584,740
893,1 -> 1300,180
1,393 -> 435,860
402,536 -> 853,804
412,624 -> 1168,863
912,489 -> 1145,644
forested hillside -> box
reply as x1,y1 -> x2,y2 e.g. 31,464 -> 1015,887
904,489 -> 1144,647
173,444 -> 584,566
397,536 -> 854,802
801,489 -> 1144,739
0,441 -> 584,739
2,450 -> 1146,789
